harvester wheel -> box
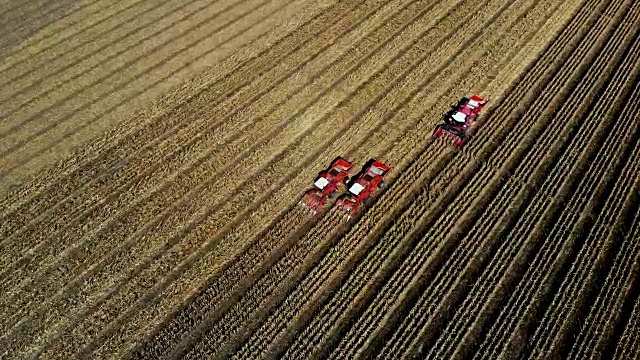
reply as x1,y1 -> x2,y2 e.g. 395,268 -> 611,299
378,181 -> 388,190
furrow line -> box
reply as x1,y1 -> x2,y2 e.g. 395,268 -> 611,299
611,219 -> 640,360
0,0 -> 195,102
0,0 -> 271,147
298,0 -> 577,356
588,207 -> 640,358
569,228 -> 640,359
326,162 -> 490,359
391,181 -> 519,358
448,2 -> 636,351
0,0 -> 133,70
0,0 -> 341,241
470,19 -> 638,359
396,0 -> 608,351
524,75 -> 640,358
494,20 -> 640,360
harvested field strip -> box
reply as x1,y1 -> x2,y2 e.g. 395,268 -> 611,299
131,0 -> 504,352
1,0 -> 420,350
96,0 -> 524,352
0,0 -> 342,241
0,0 -> 318,193
0,0 -> 91,58
0,0 -> 255,132
231,143 -> 451,359
0,0 -> 129,67
0,0 -> 284,160
0,0 -> 187,102
0,0 -> 160,90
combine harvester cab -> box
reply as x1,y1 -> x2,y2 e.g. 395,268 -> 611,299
336,158 -> 392,219
433,95 -> 488,147
300,157 -> 354,215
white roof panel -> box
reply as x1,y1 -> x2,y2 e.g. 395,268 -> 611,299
314,177 -> 329,190
349,182 -> 365,195
452,111 -> 467,123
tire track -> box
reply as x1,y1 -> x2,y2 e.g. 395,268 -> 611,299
0,0 -> 309,190
0,0 -> 128,67
0,0 -> 149,83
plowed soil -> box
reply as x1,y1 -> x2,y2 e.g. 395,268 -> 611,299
1,0 -> 639,358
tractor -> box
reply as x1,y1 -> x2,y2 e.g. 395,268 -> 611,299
433,95 -> 488,147
300,157 -> 354,214
335,158 -> 392,219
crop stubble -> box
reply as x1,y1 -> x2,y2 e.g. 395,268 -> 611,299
1,0 -> 639,358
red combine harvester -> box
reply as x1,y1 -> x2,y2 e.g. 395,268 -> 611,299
300,157 -> 354,214
336,158 -> 392,219
433,95 -> 488,147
